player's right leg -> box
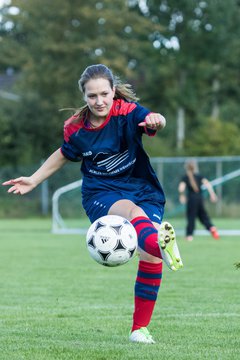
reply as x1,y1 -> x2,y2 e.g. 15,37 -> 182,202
158,221 -> 183,271
131,215 -> 183,271
109,199 -> 183,270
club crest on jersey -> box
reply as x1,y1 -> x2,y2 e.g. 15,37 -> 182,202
82,151 -> 92,157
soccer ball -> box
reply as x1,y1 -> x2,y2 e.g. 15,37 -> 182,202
86,215 -> 138,267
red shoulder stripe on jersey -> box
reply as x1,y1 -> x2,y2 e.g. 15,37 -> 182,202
111,99 -> 137,116
63,115 -> 83,142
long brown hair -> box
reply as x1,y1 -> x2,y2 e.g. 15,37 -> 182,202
62,64 -> 139,122
185,159 -> 199,193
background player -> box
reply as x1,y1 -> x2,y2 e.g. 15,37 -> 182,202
178,159 -> 219,241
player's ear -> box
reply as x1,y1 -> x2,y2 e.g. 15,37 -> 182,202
112,86 -> 116,98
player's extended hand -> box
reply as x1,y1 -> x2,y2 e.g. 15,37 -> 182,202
210,193 -> 218,203
2,177 -> 36,195
138,113 -> 166,130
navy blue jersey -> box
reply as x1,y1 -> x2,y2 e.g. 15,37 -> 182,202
61,99 -> 165,206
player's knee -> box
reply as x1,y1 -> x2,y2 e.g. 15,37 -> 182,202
108,199 -> 146,221
128,204 -> 146,220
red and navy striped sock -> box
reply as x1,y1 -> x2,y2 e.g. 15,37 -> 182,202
131,216 -> 161,258
132,260 -> 162,331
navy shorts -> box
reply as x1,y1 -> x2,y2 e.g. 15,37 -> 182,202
82,178 -> 165,224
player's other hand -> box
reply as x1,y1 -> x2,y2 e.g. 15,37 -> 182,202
210,193 -> 218,203
138,113 -> 166,130
2,177 -> 36,195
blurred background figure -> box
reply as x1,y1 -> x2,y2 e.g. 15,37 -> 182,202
178,159 -> 220,241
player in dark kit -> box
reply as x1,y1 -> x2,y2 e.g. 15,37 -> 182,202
178,159 -> 219,241
3,64 -> 183,344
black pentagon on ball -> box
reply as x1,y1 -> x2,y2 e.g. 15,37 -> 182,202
128,247 -> 137,258
113,239 -> 127,251
97,250 -> 111,261
94,221 -> 107,232
110,224 -> 123,235
87,235 -> 96,249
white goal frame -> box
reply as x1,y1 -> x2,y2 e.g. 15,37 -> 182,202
52,168 -> 240,235
52,179 -> 86,234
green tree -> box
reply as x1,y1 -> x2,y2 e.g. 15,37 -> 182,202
138,0 -> 240,155
0,0 -> 165,164
185,117 -> 240,156
0,0 -> 240,165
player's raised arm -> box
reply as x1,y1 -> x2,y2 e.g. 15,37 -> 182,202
2,148 -> 68,195
202,178 -> 218,203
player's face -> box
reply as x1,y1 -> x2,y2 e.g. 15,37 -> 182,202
84,78 -> 115,120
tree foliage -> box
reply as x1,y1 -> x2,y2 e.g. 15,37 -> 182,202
185,117 -> 240,156
0,0 -> 240,165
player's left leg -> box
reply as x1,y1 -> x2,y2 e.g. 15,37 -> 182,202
129,256 -> 162,344
109,199 -> 183,343
186,197 -> 198,240
198,200 -> 220,240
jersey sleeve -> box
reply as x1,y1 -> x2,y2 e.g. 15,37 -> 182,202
132,103 -> 156,137
61,140 -> 82,162
60,117 -> 83,162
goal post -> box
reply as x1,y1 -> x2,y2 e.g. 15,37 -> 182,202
51,157 -> 240,235
52,179 -> 87,234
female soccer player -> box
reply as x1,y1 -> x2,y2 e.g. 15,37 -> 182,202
178,159 -> 219,241
3,64 -> 183,344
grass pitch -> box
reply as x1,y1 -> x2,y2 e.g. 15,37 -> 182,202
0,218 -> 239,360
